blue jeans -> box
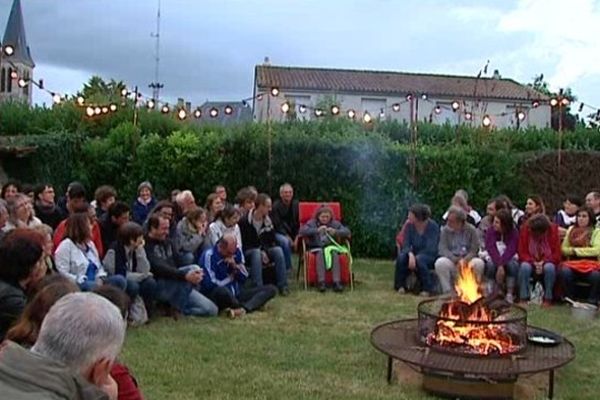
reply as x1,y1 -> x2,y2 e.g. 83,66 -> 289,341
560,267 -> 600,304
518,262 -> 556,301
484,259 -> 519,293
79,275 -> 127,292
126,276 -> 158,305
395,252 -> 435,292
156,265 -> 218,316
245,247 -> 288,291
179,252 -> 196,267
275,233 -> 293,271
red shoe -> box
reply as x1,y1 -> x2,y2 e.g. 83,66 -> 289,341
542,300 -> 552,308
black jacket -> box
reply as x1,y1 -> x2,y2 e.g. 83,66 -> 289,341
99,214 -> 118,251
34,201 -> 63,230
238,210 -> 278,252
271,199 -> 299,238
0,280 -> 27,341
144,237 -> 186,282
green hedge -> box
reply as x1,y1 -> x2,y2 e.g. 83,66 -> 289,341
2,110 -> 600,257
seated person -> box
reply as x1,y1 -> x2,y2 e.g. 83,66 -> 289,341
0,292 -> 126,400
200,234 -> 277,318
271,183 -> 300,271
298,205 -> 351,293
145,215 -> 218,317
94,185 -> 117,219
132,181 -> 157,225
55,212 -> 126,292
554,195 -> 582,239
585,191 -> 600,226
478,197 -> 507,244
442,189 -> 481,226
32,224 -> 58,274
496,194 -> 525,227
207,205 -> 243,251
104,222 -> 158,313
239,194 -> 289,295
0,229 -> 48,341
235,186 -> 257,217
518,214 -> 561,306
53,202 -> 104,258
517,195 -> 545,228
560,207 -> 600,305
484,209 -> 519,302
175,190 -> 197,223
394,204 -> 439,296
206,193 -> 224,224
175,207 -> 208,265
99,201 -> 131,251
435,206 -> 485,294
3,193 -> 42,232
33,183 -> 62,230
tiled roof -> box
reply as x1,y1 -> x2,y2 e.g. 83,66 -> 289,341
255,65 -> 548,101
2,0 -> 34,68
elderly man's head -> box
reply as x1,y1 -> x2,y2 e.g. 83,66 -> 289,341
218,233 -> 238,257
446,206 -> 467,231
31,292 -> 126,385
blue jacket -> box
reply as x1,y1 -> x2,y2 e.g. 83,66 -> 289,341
199,245 -> 248,297
132,197 -> 157,225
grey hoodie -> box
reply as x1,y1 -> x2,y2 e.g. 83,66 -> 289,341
0,341 -> 108,400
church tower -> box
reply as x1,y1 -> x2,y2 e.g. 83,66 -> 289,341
0,0 -> 35,104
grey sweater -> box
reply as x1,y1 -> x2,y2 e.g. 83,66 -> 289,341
438,223 -> 480,263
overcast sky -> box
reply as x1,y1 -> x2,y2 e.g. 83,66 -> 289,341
3,0 -> 600,111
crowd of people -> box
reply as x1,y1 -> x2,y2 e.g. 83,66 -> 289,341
0,180 -> 351,399
395,189 -> 600,306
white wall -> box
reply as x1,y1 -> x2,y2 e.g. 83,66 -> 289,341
253,88 -> 551,129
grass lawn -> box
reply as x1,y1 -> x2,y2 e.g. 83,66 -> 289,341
122,259 -> 600,400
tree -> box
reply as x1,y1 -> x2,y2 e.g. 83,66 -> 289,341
79,76 -> 127,104
528,74 -> 578,131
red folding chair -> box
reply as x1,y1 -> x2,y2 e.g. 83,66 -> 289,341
297,202 -> 353,291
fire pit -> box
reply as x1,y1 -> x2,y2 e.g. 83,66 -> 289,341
370,263 -> 575,399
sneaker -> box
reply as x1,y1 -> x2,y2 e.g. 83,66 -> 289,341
506,293 -> 514,304
228,308 -> 246,319
418,291 -> 430,297
333,282 -> 344,293
397,287 -> 406,295
318,282 -> 327,293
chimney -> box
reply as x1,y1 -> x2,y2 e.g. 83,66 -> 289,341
492,69 -> 501,80
263,56 -> 271,65
177,97 -> 184,107
185,102 -> 191,112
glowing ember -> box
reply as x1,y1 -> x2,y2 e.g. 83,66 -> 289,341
427,261 -> 519,355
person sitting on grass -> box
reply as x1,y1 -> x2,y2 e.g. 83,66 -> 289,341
298,205 -> 351,293
200,233 -> 277,319
554,195 -> 582,239
175,190 -> 197,223
94,185 -> 117,219
235,186 -> 257,217
517,195 -> 546,228
484,209 -> 519,302
55,212 -> 126,292
3,193 -> 42,232
560,207 -> 600,306
517,214 -> 561,306
394,204 -> 439,296
435,206 -> 485,295
207,205 -> 243,252
145,215 -> 218,317
585,191 -> 600,226
175,207 -> 208,265
104,222 -> 157,316
132,181 -> 157,225
205,193 -> 224,224
33,183 -> 62,230
100,201 -> 131,251
0,292 -> 126,400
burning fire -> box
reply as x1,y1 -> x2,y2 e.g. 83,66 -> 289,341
427,261 -> 519,355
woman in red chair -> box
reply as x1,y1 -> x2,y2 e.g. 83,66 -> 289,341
299,206 -> 351,293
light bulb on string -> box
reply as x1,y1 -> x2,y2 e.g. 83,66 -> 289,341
392,103 -> 400,112
379,109 -> 385,119
10,70 -> 18,79
101,106 -> 109,114
209,107 -> 219,118
347,109 -> 356,119
85,107 -> 94,117
561,98 -> 570,106
270,87 -> 280,97
421,93 -> 428,100
193,109 -> 202,119
257,94 -> 263,101
224,105 -> 233,115
76,96 -> 85,106
121,88 -> 128,97
532,100 -> 540,108
17,78 -> 27,88
177,109 -> 187,120
281,102 -> 290,114
161,105 -> 170,114
482,115 -> 492,127
314,109 -> 323,117
298,105 -> 307,114
517,111 -> 526,121
405,94 -> 413,101
109,104 -> 118,112
434,106 -> 442,114
550,98 -> 558,107
94,107 -> 102,115
330,105 -> 340,116
2,44 -> 14,56
52,93 -> 62,104
451,101 -> 460,111
147,99 -> 156,109
363,111 -> 372,123
464,112 -> 472,121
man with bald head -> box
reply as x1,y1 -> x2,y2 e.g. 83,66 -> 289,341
200,233 -> 277,318
585,191 -> 600,226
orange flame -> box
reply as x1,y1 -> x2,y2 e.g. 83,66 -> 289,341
427,260 -> 518,355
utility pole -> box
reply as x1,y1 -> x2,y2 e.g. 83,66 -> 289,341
149,0 -> 164,102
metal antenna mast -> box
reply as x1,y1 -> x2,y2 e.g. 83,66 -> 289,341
149,0 -> 163,101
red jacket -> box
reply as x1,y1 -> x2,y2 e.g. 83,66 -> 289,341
111,362 -> 144,400
53,220 -> 104,258
518,222 -> 561,265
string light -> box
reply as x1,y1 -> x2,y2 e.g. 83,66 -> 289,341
94,106 -> 102,115
405,94 -> 413,101
281,102 -> 290,114
85,107 -> 94,117
76,96 -> 85,106
257,94 -> 263,101
298,104 -> 307,114
482,115 -> 492,127
363,111 -> 372,123
52,93 -> 62,104
161,105 -> 170,114
120,88 -> 128,97
109,103 -> 118,112
177,109 -> 187,120
101,106 -> 109,114
10,70 -> 18,79
392,103 -> 401,112
379,109 -> 385,119
147,99 -> 156,109
532,100 -> 540,108
561,98 -> 570,106
314,108 -> 323,117
270,87 -> 280,97
2,44 -> 14,56
209,107 -> 219,118
330,105 -> 340,115
434,106 -> 442,114
421,93 -> 428,100
464,112 -> 472,121
17,78 -> 27,88
347,109 -> 356,119
193,108 -> 202,118
550,98 -> 558,107
451,101 -> 460,111
517,111 -> 526,121
224,105 -> 233,115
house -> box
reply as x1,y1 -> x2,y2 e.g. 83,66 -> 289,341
0,0 -> 34,105
252,64 -> 551,129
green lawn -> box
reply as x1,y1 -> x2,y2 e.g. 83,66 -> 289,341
122,259 -> 600,400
